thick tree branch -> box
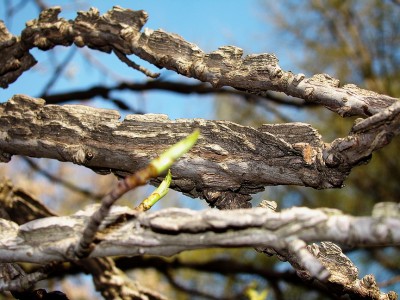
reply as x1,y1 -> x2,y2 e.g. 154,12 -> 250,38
1,5 -> 398,208
0,203 -> 398,298
0,22 -> 36,88
325,101 -> 400,167
1,5 -> 399,300
1,164 -> 397,299
1,203 -> 399,266
0,6 -> 397,118
1,95 -> 399,208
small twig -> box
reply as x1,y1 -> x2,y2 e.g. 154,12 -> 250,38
40,47 -> 77,97
74,130 -> 199,258
379,275 -> 400,288
79,48 -> 127,81
32,0 -> 48,11
42,80 -> 314,108
113,48 -> 160,79
135,169 -> 172,212
0,262 -> 58,292
23,157 -> 103,201
3,0 -> 29,30
164,270 -> 230,300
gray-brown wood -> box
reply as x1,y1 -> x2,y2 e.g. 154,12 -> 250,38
0,178 -> 167,300
0,5 -> 398,209
0,6 -> 399,299
1,95 -> 399,208
0,202 -> 398,298
0,21 -> 36,88
0,6 -> 397,117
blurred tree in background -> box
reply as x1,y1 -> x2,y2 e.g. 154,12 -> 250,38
270,0 -> 400,297
268,0 -> 400,212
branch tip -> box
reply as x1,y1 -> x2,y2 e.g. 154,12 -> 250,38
150,129 -> 200,174
136,169 -> 172,211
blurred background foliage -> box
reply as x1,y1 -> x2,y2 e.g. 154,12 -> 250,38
0,0 -> 399,299
264,0 -> 400,215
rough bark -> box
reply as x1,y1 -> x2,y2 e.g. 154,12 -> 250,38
0,6 -> 399,299
0,198 -> 398,298
1,95 -> 399,208
0,6 -> 399,208
0,21 -> 36,88
0,6 -> 397,118
1,194 -> 399,272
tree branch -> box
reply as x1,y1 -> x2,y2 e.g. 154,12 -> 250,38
0,6 -> 397,118
23,157 -> 103,200
1,5 -> 399,208
0,203 -> 398,298
1,95 -> 399,208
41,80 -> 314,109
1,203 -> 399,266
0,178 -> 167,300
1,5 -> 399,300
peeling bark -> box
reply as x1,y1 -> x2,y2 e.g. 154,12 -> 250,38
1,95 -> 399,208
0,6 -> 397,117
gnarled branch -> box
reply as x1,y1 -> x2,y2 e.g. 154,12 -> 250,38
0,202 -> 398,298
0,6 -> 397,118
1,95 -> 399,208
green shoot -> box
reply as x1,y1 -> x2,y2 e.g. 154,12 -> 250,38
150,129 -> 200,174
75,129 -> 200,258
136,169 -> 172,211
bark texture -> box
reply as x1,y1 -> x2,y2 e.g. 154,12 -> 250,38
1,203 -> 396,263
0,6 -> 398,117
1,95 -> 398,208
0,6 -> 399,299
0,198 -> 398,298
0,6 -> 399,208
